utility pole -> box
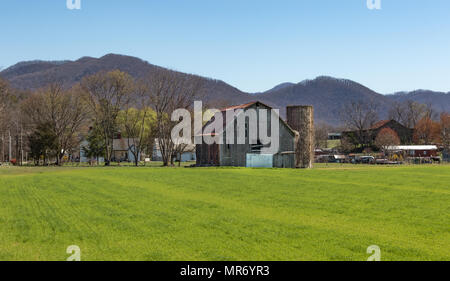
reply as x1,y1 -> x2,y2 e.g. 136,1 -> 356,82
8,130 -> 11,163
1,133 -> 4,163
15,134 -> 19,165
20,126 -> 23,166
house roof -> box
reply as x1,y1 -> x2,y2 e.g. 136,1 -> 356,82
370,120 -> 392,130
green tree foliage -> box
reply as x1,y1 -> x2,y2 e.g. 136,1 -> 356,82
82,126 -> 106,164
22,83 -> 88,165
117,107 -> 156,166
28,122 -> 57,165
82,70 -> 134,165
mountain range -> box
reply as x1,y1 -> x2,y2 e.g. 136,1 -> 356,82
1,54 -> 449,126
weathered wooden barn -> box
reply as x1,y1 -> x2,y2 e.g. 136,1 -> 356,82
196,101 -> 312,168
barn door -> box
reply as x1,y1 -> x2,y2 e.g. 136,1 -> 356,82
208,144 -> 219,165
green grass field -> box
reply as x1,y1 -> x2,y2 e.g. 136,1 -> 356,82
0,164 -> 449,261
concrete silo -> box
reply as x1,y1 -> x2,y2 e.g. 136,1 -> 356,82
286,105 -> 314,168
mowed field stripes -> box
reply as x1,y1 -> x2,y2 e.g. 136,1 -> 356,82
0,165 -> 449,261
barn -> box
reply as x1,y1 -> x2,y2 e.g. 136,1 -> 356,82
342,119 -> 414,146
196,101 -> 312,168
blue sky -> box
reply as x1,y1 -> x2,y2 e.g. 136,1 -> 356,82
1,0 -> 449,94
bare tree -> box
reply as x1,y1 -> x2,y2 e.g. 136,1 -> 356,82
118,81 -> 155,166
21,83 -> 89,165
375,128 -> 400,155
441,113 -> 450,151
424,103 -> 440,120
0,78 -> 27,165
82,70 -> 134,165
339,136 -> 355,153
341,100 -> 379,148
413,116 -> 441,145
0,78 -> 9,163
0,78 -> 9,129
389,100 -> 429,128
144,69 -> 203,166
0,78 -> 8,115
388,101 -> 409,126
315,122 -> 333,149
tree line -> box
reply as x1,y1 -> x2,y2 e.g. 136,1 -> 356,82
314,99 -> 450,153
2,71 -> 449,165
0,69 -> 204,167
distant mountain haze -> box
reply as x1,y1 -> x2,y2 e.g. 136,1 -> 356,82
1,54 -> 449,126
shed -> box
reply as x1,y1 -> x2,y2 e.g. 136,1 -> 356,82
386,145 -> 438,157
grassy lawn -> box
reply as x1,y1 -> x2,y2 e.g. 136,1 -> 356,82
0,164 -> 449,261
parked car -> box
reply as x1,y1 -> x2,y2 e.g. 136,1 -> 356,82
376,158 -> 401,165
353,155 -> 375,164
376,158 -> 389,165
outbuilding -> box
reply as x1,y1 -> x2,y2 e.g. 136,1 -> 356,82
386,145 -> 438,157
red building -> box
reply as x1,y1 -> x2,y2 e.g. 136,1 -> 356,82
387,145 -> 438,157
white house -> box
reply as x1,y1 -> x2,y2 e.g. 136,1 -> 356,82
79,140 -> 105,163
111,138 -> 141,163
152,139 -> 196,162
80,138 -> 141,163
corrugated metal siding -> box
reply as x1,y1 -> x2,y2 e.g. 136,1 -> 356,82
246,154 -> 273,168
196,143 -> 219,166
273,153 -> 295,168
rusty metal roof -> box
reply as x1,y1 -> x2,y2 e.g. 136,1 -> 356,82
220,101 -> 259,111
198,100 -> 298,137
370,120 -> 392,130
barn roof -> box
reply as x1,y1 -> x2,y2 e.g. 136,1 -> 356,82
202,101 -> 297,137
220,101 -> 258,111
